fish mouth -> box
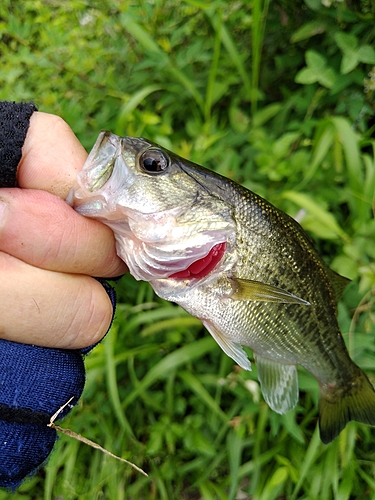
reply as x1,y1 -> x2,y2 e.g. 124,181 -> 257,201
168,242 -> 227,280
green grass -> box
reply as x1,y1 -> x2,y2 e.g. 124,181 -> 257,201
1,0 -> 375,498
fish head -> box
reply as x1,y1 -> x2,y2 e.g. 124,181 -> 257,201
69,131 -> 237,287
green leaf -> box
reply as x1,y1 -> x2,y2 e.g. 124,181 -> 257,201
211,81 -> 229,106
303,0 -> 323,10
229,105 -> 250,133
273,132 -> 300,158
269,466 -> 289,487
310,121 -> 335,174
318,67 -> 337,89
259,466 -> 289,500
330,116 -> 369,222
305,50 -> 327,71
334,32 -> 358,53
341,51 -> 359,74
296,51 -> 337,88
363,153 -> 375,207
282,191 -> 350,241
290,21 -> 326,43
335,33 -> 375,74
141,316 -> 201,337
252,103 -> 282,127
295,67 -> 319,85
331,255 -> 358,280
357,45 -> 375,64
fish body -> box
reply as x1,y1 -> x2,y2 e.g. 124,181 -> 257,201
70,131 -> 375,443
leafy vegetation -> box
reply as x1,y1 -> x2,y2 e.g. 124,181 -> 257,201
1,0 -> 375,498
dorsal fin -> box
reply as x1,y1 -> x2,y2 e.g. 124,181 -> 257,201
328,269 -> 350,302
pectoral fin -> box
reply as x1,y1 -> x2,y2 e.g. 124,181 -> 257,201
229,278 -> 310,306
203,320 -> 251,371
254,354 -> 299,414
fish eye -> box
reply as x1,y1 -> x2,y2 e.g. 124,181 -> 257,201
139,148 -> 170,174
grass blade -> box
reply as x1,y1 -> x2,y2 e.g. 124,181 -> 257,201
122,336 -> 216,408
251,0 -> 270,115
227,430 -> 243,500
115,85 -> 163,134
206,10 -> 252,98
179,370 -> 228,423
290,425 -> 322,500
120,13 -> 204,110
104,327 -> 134,436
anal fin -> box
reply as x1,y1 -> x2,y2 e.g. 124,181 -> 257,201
254,354 -> 299,414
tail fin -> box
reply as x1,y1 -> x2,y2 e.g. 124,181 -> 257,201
319,369 -> 375,444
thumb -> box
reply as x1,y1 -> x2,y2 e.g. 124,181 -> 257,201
17,112 -> 88,198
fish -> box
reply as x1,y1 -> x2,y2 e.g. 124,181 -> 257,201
69,130 -> 375,444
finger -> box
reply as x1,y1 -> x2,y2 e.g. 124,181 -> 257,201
18,112 -> 88,198
0,252 -> 114,349
0,188 -> 127,277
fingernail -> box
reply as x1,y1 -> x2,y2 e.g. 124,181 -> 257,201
0,200 -> 8,227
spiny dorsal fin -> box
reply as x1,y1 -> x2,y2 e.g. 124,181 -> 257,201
254,354 -> 299,414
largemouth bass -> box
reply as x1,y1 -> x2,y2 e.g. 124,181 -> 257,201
69,131 -> 375,444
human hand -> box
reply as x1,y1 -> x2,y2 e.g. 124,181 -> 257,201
0,112 -> 127,348
0,110 -> 129,490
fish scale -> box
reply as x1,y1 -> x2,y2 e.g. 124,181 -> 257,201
69,130 -> 375,444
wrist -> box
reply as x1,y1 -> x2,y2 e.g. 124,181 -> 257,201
0,101 -> 37,188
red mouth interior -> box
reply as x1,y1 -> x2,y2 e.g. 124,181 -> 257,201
169,242 -> 226,280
